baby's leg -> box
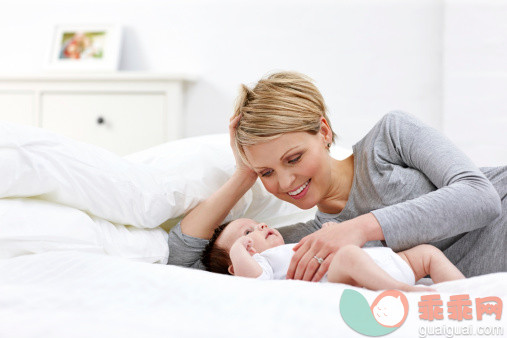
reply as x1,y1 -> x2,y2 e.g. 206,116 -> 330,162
327,245 -> 427,291
397,244 -> 465,283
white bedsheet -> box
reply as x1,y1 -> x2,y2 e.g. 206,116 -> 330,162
0,251 -> 505,338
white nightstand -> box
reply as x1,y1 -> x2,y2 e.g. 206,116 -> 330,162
0,73 -> 195,155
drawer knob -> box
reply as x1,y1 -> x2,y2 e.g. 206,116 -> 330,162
97,116 -> 105,125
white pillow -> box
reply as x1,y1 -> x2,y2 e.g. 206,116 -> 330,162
0,121 -> 351,231
0,198 -> 169,263
0,121 -> 171,228
126,133 -> 353,227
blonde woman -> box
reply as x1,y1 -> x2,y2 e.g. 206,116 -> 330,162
167,72 -> 506,281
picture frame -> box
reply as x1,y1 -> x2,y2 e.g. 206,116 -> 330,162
46,24 -> 122,72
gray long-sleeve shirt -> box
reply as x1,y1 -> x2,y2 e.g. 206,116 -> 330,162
167,111 -> 507,276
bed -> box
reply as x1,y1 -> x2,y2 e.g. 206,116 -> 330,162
0,122 -> 505,338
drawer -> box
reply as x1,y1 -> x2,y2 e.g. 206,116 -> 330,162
0,92 -> 36,126
41,92 -> 166,155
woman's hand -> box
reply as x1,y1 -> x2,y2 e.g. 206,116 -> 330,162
287,214 -> 383,282
229,115 -> 257,183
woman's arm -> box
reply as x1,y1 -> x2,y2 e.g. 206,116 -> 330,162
288,111 -> 502,281
180,170 -> 257,239
180,115 -> 258,239
167,116 -> 257,268
369,111 -> 501,249
166,172 -> 253,268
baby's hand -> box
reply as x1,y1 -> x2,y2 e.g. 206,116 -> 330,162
233,236 -> 257,255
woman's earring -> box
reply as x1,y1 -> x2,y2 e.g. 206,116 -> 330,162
327,143 -> 331,148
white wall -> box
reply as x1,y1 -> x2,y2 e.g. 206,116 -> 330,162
443,0 -> 507,166
0,0 -> 505,165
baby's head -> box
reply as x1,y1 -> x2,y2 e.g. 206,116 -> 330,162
201,218 -> 284,275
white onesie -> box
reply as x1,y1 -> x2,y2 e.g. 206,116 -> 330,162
252,243 -> 415,285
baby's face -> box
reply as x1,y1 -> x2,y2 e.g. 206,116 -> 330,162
216,218 -> 284,253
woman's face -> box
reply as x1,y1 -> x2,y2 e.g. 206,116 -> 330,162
244,126 -> 332,210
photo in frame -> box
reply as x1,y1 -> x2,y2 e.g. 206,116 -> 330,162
46,24 -> 122,72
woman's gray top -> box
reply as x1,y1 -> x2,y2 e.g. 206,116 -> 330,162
167,111 -> 507,277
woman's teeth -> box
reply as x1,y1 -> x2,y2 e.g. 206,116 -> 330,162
288,180 -> 309,196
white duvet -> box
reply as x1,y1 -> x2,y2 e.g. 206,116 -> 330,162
0,251 -> 505,338
0,122 -> 318,263
0,122 -> 505,337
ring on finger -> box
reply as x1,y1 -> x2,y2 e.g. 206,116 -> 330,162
313,255 -> 324,264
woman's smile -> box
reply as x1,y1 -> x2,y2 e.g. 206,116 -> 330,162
287,179 -> 311,199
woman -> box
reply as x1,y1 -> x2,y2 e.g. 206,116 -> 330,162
167,71 -> 506,281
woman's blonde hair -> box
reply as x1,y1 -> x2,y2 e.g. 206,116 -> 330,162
233,71 -> 336,165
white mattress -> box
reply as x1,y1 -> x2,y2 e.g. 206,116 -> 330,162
1,251 -> 505,338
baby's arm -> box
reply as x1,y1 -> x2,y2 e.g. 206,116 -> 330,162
230,237 -> 263,278
397,244 -> 465,283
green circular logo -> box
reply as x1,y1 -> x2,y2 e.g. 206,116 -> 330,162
340,289 -> 409,336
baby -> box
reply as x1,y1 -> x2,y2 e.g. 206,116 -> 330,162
201,218 -> 465,291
